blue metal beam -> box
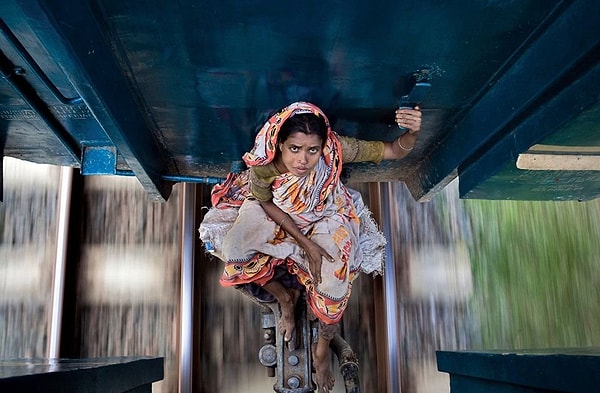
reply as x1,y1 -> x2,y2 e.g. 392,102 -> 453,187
0,19 -> 82,106
458,60 -> 600,200
17,0 -> 173,201
412,0 -> 600,200
0,47 -> 81,163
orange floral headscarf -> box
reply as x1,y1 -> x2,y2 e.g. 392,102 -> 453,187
245,102 -> 343,212
243,101 -> 342,170
211,102 -> 343,209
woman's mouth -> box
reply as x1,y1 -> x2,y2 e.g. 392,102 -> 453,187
295,167 -> 309,175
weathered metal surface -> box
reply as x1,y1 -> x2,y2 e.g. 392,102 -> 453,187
0,357 -> 164,392
1,0 -> 598,200
459,60 -> 600,201
437,349 -> 600,393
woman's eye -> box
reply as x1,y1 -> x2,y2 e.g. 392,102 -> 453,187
309,148 -> 319,154
290,146 -> 299,152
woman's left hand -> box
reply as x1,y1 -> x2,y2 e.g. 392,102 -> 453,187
395,106 -> 422,134
302,240 -> 334,285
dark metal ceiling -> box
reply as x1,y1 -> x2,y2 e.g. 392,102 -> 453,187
1,0 -> 599,201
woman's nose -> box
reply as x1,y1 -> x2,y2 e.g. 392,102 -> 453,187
298,152 -> 308,164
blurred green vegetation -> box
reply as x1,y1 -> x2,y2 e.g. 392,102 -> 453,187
464,198 -> 600,350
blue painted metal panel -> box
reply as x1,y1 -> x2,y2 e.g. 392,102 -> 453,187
0,357 -> 164,392
413,0 -> 600,200
2,0 -> 598,201
437,349 -> 600,393
81,145 -> 117,175
17,0 -> 174,201
0,44 -> 82,163
461,162 -> 600,202
459,58 -> 600,201
0,1 -> 101,166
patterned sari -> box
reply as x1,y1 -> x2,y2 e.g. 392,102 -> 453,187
199,102 -> 385,324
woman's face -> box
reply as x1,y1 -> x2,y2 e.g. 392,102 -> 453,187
277,132 -> 323,177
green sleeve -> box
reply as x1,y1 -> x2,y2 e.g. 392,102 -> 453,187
249,163 -> 280,201
337,135 -> 385,164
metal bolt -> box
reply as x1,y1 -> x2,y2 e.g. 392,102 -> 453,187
258,344 -> 277,367
287,355 -> 299,366
287,376 -> 301,389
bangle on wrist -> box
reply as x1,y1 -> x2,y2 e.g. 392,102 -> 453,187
396,135 -> 413,151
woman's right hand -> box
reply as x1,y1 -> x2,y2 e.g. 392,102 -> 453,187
302,240 -> 334,285
395,106 -> 422,133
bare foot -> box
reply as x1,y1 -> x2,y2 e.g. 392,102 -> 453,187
278,287 -> 300,342
312,342 -> 335,392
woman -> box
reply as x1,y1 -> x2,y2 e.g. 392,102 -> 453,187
200,101 -> 421,393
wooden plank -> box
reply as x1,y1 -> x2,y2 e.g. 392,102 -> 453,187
517,146 -> 600,171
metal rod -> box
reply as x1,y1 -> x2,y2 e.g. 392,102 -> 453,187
178,183 -> 196,393
161,174 -> 224,184
47,166 -> 74,358
378,182 -> 401,393
366,183 -> 390,390
116,169 -> 224,184
330,334 -> 360,393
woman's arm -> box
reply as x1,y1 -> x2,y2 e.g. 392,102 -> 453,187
383,107 -> 422,160
259,199 -> 333,284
